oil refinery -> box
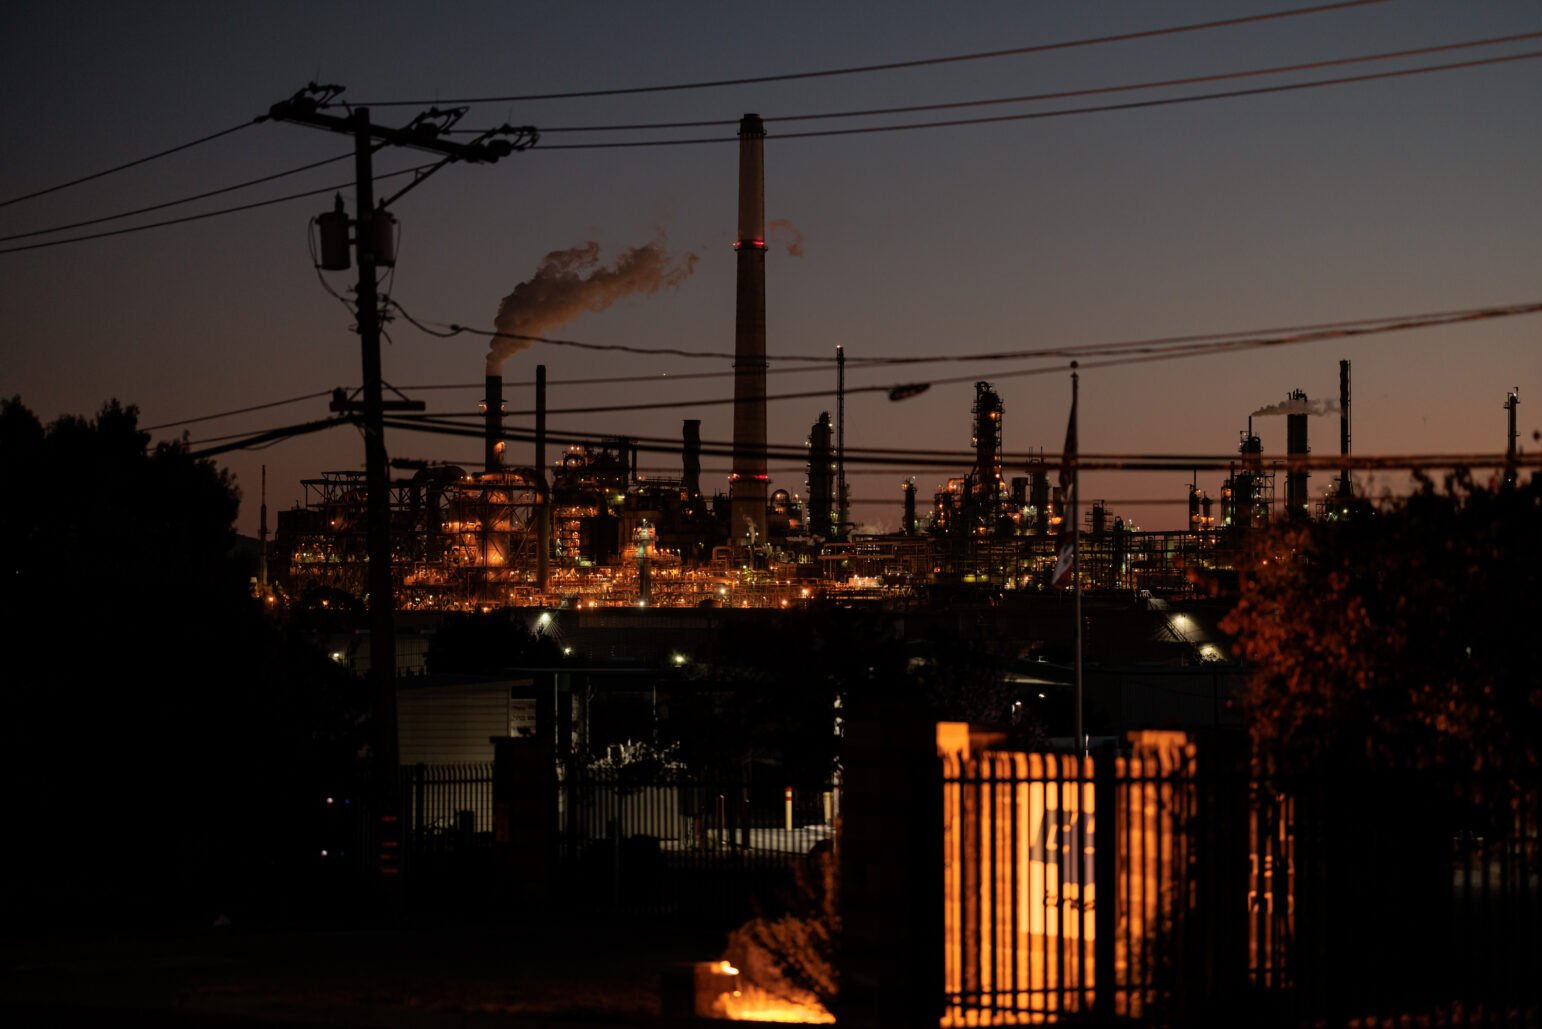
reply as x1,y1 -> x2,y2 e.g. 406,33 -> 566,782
265,112 -> 1503,613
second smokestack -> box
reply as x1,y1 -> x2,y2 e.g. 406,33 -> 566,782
484,374 -> 503,473
1286,389 -> 1310,518
682,419 -> 702,498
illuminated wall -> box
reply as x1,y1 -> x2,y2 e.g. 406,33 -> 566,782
940,729 -> 1206,1024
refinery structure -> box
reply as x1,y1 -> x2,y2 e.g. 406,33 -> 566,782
274,365 -> 1369,612
268,114 -> 1480,612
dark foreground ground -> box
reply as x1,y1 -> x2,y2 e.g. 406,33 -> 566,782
0,919 -> 727,1028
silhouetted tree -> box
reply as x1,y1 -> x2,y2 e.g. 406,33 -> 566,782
1221,471 -> 1542,1013
0,398 -> 362,922
1222,470 -> 1542,774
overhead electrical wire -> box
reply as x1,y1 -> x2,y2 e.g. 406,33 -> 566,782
396,364 -> 837,391
384,407 -> 1520,466
172,401 -> 1538,475
143,389 -> 338,432
391,298 -> 836,362
11,29 -> 1536,255
385,413 -> 1467,472
0,151 -> 354,244
351,0 -> 1389,106
376,415 -> 1539,474
162,298 -> 1538,437
0,119 -> 258,210
849,302 -> 1542,367
0,163 -> 437,256
184,416 -> 352,459
528,50 -> 1542,151
385,301 -> 1542,412
515,30 -> 1542,135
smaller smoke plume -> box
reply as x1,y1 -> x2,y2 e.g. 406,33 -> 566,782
1252,397 -> 1340,417
768,218 -> 804,257
488,239 -> 697,373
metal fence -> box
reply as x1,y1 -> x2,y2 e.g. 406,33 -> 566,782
557,769 -> 837,920
941,738 -> 1541,1026
371,761 -> 838,923
399,762 -> 495,874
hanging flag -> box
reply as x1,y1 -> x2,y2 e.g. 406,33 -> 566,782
1052,387 -> 1078,587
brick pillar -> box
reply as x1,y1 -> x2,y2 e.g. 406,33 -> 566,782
491,735 -> 555,908
835,694 -> 944,1028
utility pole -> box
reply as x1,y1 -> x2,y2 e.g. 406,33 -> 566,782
1504,388 -> 1520,487
268,84 -> 535,882
257,464 -> 268,596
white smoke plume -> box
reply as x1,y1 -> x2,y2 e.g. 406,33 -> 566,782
488,239 -> 698,374
768,218 -> 804,257
1251,396 -> 1340,417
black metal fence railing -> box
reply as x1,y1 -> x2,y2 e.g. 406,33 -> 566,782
557,770 -> 838,921
941,738 -> 1542,1026
399,762 -> 495,873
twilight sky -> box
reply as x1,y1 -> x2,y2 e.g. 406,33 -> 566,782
3,0 -> 1538,536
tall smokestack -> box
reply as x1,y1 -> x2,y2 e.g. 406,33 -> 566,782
1286,389 -> 1310,518
1338,360 -> 1352,499
484,374 -> 503,473
730,113 -> 769,546
902,478 -> 918,536
682,419 -> 702,498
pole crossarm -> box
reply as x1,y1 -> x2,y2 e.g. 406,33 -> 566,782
267,83 -> 538,168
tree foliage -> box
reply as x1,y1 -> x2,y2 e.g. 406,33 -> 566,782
0,397 -> 362,919
1221,471 -> 1542,773
724,845 -> 839,1016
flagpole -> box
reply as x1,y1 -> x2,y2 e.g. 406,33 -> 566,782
1071,362 -> 1083,756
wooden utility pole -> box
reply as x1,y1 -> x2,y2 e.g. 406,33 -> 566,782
268,84 -> 535,880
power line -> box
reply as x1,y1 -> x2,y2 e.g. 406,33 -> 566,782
177,399 -> 1537,475
384,409 -> 1523,468
849,302 -> 1542,367
184,416 -> 353,458
0,120 -> 258,210
0,152 -> 353,244
143,390 -> 339,432
352,1 -> 1389,107
149,298 -> 1540,444
397,363 -> 836,391
388,301 -> 1542,410
390,298 -> 839,362
13,35 -> 1535,257
378,415 -> 1541,474
528,50 -> 1542,151
0,164 -> 435,256
518,31 -> 1542,135
147,297 -> 1542,447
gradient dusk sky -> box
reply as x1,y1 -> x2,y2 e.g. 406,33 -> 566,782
3,1 -> 1538,536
